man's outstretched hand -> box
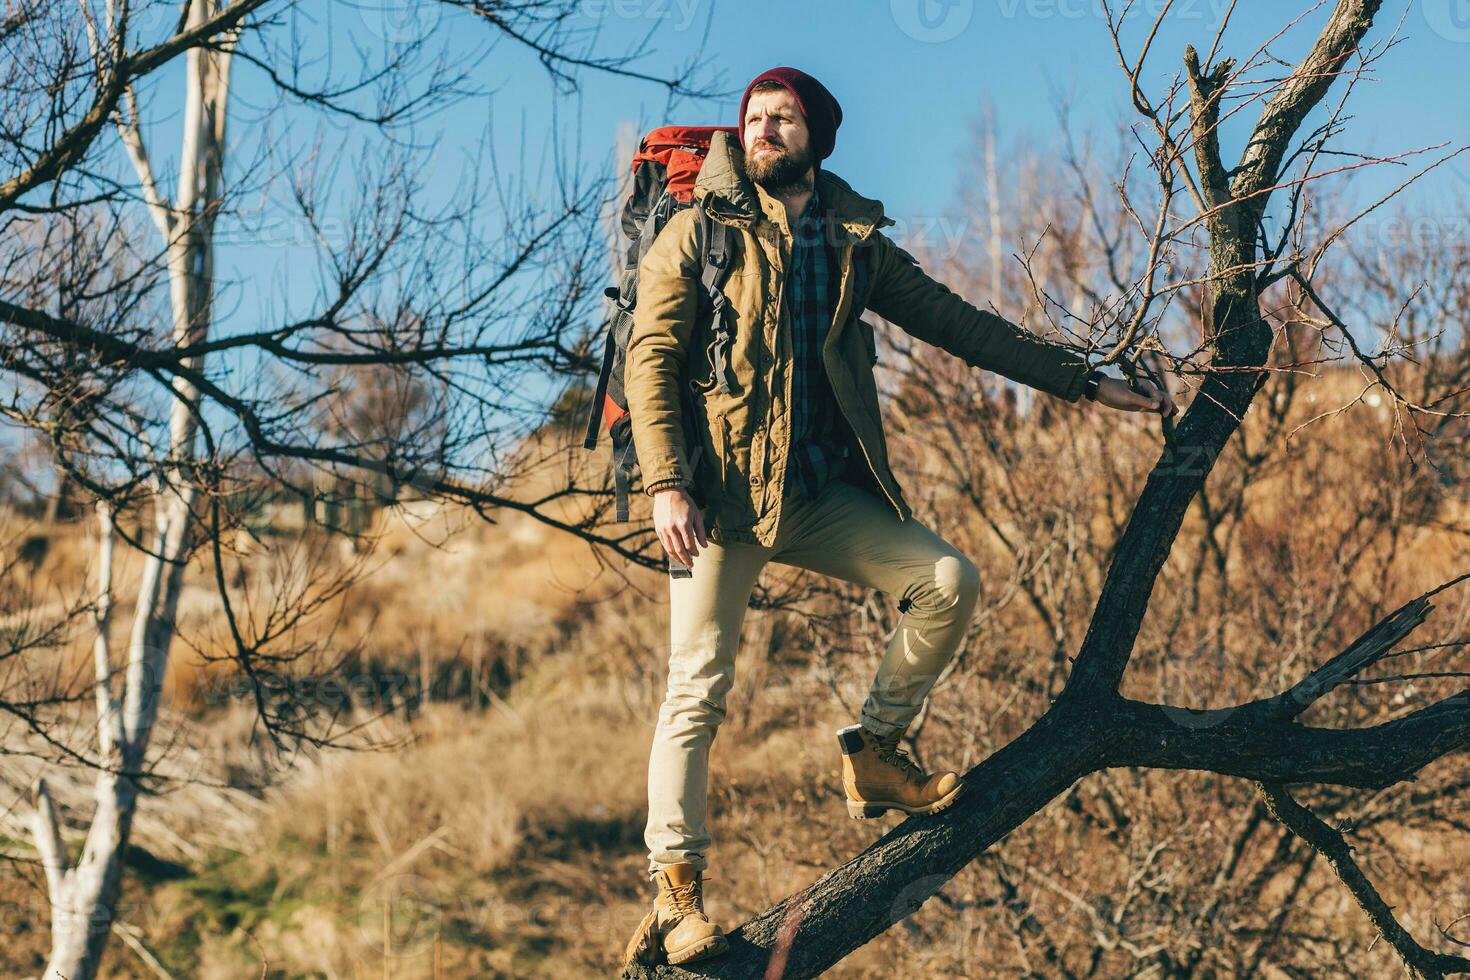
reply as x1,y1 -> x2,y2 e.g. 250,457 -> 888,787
1093,375 -> 1177,418
653,487 -> 708,567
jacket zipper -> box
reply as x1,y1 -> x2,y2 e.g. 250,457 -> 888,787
768,229 -> 788,502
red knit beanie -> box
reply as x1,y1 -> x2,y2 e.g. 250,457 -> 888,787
737,66 -> 843,161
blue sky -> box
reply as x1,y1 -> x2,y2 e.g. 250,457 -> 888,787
494,0 -> 1470,226
6,3 -> 1463,479
185,1 -> 1468,337
88,0 -> 1468,433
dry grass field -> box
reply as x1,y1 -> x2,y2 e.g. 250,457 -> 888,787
2,364 -> 1468,978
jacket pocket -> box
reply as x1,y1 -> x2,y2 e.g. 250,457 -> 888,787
710,411 -> 756,528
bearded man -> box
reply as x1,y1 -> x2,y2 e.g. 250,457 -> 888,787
620,66 -> 1174,968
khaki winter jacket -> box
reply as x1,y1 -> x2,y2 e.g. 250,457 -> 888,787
625,130 -> 1089,546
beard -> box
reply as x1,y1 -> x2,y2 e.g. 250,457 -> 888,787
743,138 -> 815,196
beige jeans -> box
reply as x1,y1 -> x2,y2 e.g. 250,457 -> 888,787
643,477 -> 980,877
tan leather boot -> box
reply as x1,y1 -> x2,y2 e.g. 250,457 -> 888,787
837,722 -> 966,818
620,862 -> 728,969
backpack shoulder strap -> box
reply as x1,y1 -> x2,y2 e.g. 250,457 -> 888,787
693,201 -> 738,293
695,203 -> 739,394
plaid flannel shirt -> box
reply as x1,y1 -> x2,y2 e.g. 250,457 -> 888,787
783,188 -> 850,501
645,190 -> 850,502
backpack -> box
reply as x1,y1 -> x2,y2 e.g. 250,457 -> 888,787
581,125 -> 742,530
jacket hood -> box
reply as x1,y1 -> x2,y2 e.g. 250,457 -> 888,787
693,130 -> 893,243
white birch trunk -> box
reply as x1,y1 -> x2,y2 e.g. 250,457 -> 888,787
31,4 -> 235,976
983,107 -> 1003,316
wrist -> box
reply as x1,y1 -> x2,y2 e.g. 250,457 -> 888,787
1082,367 -> 1104,401
647,478 -> 688,496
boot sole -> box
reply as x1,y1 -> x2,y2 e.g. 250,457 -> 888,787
666,933 -> 729,965
846,779 -> 966,819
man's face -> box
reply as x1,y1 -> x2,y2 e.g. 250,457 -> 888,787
742,87 -> 815,192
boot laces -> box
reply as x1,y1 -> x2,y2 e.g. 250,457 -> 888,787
873,731 -> 925,782
666,879 -> 705,919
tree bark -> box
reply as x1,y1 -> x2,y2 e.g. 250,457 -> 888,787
32,4 -> 235,976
